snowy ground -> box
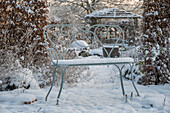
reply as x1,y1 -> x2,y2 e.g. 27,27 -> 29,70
0,65 -> 170,113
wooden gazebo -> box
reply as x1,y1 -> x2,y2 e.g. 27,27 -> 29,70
85,8 -> 142,27
84,8 -> 142,44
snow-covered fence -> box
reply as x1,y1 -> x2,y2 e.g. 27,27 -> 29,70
43,24 -> 139,105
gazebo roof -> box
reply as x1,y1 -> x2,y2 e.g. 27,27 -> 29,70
85,8 -> 142,19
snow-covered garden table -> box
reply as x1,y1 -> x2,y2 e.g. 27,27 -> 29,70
43,24 -> 139,105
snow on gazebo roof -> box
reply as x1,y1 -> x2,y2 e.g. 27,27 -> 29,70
85,8 -> 142,19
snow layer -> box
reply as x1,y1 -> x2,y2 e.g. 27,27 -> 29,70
71,40 -> 89,51
56,57 -> 134,65
0,65 -> 169,113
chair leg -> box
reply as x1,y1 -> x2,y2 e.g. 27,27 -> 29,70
120,70 -> 125,96
120,65 -> 125,96
130,64 -> 140,96
45,67 -> 57,101
115,64 -> 125,96
56,67 -> 66,105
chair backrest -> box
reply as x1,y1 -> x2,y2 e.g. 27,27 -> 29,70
43,24 -> 125,63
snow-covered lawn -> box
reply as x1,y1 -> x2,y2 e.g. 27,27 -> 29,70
0,65 -> 169,113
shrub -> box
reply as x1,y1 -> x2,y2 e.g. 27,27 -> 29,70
0,0 -> 51,89
139,0 -> 169,85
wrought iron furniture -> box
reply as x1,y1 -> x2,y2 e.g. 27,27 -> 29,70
43,24 -> 139,105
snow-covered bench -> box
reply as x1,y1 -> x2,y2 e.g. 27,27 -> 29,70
43,24 -> 139,105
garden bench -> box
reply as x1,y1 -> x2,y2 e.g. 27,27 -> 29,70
43,24 -> 139,105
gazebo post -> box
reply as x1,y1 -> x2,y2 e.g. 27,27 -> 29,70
134,18 -> 138,28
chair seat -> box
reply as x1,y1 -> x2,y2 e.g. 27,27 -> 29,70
52,57 -> 134,66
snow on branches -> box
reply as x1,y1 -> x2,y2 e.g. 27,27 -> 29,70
139,0 -> 169,85
0,0 -> 51,89
0,0 -> 49,68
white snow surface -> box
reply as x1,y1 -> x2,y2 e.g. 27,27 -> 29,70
56,57 -> 134,65
71,40 -> 89,51
0,65 -> 170,113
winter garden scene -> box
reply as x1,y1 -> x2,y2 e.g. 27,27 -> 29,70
0,0 -> 169,113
